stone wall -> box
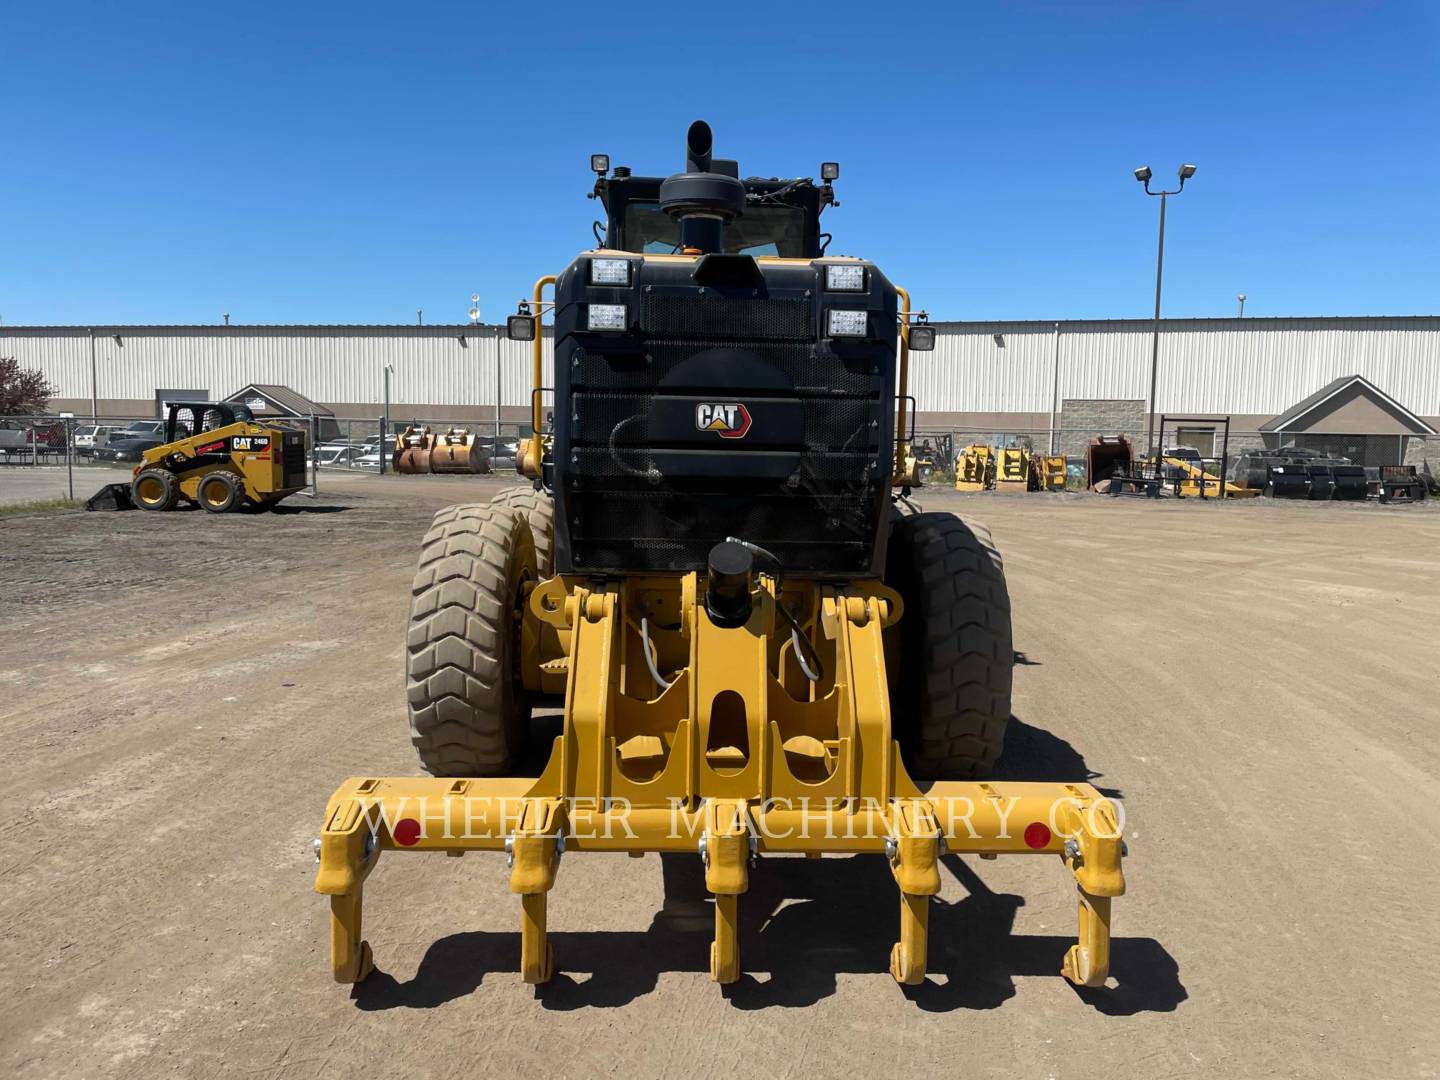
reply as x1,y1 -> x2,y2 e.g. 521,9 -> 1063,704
1056,399 -> 1147,458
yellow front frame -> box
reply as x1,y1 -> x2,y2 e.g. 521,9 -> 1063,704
317,571 -> 1125,989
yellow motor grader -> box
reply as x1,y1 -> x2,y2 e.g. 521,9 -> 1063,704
315,122 -> 1125,990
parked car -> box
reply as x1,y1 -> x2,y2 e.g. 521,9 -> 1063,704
111,419 -> 172,440
317,445 -> 361,467
0,419 -> 30,456
73,424 -> 117,457
94,436 -> 166,463
355,435 -> 398,470
0,419 -> 66,456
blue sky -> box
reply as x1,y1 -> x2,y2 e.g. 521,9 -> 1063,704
2,1 -> 1437,325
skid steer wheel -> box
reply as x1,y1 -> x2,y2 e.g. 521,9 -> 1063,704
197,471 -> 242,514
407,503 -> 537,776
488,486 -> 555,578
131,469 -> 178,512
886,511 -> 1013,778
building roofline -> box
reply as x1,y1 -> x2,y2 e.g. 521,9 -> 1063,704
3,314 -> 1440,333
0,323 -> 496,332
1259,374 -> 1438,435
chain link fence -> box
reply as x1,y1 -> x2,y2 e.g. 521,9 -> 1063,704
0,412 -> 541,507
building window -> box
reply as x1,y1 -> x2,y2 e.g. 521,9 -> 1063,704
1173,427 -> 1216,457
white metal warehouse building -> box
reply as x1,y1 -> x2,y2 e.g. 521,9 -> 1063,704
3,316 -> 1437,467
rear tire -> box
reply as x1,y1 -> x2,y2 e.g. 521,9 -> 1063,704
489,486 -> 555,578
885,511 -> 1013,778
406,503 -> 537,776
197,471 -> 242,513
131,469 -> 178,512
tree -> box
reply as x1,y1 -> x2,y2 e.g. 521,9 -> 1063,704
0,357 -> 57,415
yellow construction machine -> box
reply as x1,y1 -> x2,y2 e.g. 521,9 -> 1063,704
315,122 -> 1125,991
87,401 -> 308,512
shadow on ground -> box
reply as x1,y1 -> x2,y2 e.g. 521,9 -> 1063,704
352,853 -> 1181,1015
355,715 -> 1168,1014
358,688 -> 1163,1014
992,716 -> 1122,799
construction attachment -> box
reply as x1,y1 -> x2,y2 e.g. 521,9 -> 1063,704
955,443 -> 1066,493
395,425 -> 491,474
317,567 -> 1126,989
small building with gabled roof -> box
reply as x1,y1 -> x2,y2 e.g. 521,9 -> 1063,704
1258,374 -> 1435,466
223,384 -> 341,441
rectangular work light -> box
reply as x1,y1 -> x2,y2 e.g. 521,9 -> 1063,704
587,304 -> 628,332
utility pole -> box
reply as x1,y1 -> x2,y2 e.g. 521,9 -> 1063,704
88,329 -> 98,420
1132,162 -> 1197,468
380,362 -> 393,475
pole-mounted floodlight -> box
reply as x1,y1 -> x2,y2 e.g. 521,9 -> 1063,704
1132,160 -> 1198,477
590,154 -> 610,175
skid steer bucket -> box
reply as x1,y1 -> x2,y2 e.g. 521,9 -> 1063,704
85,482 -> 134,511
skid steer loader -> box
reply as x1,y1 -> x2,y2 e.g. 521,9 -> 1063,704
86,402 -> 308,512
315,122 -> 1125,990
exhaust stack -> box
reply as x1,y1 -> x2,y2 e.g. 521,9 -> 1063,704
660,120 -> 745,255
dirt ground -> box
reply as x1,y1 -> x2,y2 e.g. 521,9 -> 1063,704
2,475 -> 1437,1079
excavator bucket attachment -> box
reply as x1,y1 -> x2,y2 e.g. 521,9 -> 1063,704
429,428 -> 491,474
1086,436 -> 1132,491
395,425 -> 435,474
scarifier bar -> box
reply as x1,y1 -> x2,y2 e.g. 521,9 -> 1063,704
315,778 -> 1125,987
318,572 -> 1126,989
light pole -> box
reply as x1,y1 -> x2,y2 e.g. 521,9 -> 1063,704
1133,162 -> 1196,470
88,328 -> 98,420
1237,294 -> 1246,317
380,361 -> 394,475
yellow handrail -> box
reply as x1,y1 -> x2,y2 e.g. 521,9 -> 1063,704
523,275 -> 557,478
894,285 -> 912,476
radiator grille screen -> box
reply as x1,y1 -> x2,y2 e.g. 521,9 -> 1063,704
557,283 -> 892,576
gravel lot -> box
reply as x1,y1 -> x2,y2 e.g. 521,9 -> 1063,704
2,475 -> 1437,1078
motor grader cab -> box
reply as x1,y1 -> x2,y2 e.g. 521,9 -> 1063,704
315,122 -> 1126,991
87,401 -> 308,512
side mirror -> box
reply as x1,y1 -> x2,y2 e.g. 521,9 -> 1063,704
908,325 -> 936,352
507,314 -> 536,342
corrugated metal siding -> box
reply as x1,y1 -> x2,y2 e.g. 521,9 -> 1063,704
3,318 -> 1436,418
913,318 -> 1440,417
0,325 -> 556,410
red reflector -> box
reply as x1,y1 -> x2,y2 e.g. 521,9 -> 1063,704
1023,822 -> 1052,849
393,818 -> 422,846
